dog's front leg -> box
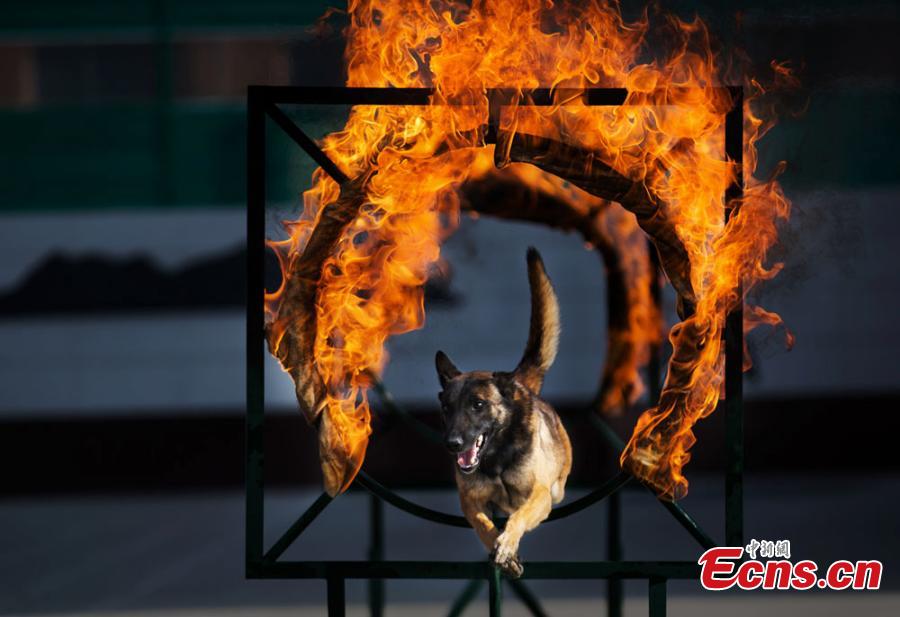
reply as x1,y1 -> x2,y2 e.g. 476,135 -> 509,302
493,485 -> 552,577
460,493 -> 499,552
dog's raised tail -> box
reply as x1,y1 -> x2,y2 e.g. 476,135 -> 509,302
513,247 -> 560,394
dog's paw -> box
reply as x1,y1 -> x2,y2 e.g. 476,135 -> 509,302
491,533 -> 524,578
502,555 -> 524,578
493,532 -> 520,564
490,548 -> 524,578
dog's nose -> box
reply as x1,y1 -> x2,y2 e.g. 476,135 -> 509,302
445,435 -> 464,452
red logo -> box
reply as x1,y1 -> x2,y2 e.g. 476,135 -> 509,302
698,546 -> 882,591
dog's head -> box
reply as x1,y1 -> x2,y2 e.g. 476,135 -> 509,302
433,249 -> 560,475
435,351 -> 520,474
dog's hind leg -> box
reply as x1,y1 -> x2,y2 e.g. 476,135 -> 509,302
550,480 -> 564,504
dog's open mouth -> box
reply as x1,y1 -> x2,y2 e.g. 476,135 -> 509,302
457,434 -> 485,473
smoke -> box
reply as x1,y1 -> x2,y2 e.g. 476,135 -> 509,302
746,188 -> 865,371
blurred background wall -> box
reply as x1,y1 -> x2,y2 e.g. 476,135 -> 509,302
0,0 -> 900,418
0,0 -> 897,478
0,0 -> 898,614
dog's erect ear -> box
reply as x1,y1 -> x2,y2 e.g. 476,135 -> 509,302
513,247 -> 560,394
435,350 -> 461,388
493,371 -> 520,402
494,372 -> 529,415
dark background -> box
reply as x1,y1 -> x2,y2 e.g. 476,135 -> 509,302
0,1 -> 898,615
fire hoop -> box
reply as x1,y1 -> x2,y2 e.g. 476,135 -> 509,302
246,85 -> 744,617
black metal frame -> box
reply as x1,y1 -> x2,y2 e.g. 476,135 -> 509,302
246,85 -> 745,617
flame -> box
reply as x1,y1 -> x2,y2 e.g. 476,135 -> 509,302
463,155 -> 664,415
266,0 -> 793,497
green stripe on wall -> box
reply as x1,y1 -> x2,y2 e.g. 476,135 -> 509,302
0,103 -> 346,211
0,91 -> 896,212
0,0 -> 335,35
757,89 -> 900,190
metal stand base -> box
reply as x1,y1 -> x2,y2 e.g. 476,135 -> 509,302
246,85 -> 745,617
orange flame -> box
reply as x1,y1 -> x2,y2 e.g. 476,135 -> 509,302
266,0 -> 793,497
464,155 -> 664,415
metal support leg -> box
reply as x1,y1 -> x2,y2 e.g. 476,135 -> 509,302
647,239 -> 663,405
245,86 -> 266,575
489,566 -> 503,617
508,578 -> 548,617
606,491 -> 623,617
725,298 -> 744,547
724,87 -> 745,548
447,579 -> 484,617
367,494 -> 385,617
648,577 -> 666,617
327,576 -> 346,617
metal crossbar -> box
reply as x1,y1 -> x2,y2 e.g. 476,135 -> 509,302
246,85 -> 745,617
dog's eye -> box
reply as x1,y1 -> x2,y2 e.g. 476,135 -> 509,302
472,399 -> 486,411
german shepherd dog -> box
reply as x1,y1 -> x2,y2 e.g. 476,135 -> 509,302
436,248 -> 572,578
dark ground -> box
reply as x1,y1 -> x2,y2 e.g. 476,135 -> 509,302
2,394 -> 899,616
2,471 -> 897,615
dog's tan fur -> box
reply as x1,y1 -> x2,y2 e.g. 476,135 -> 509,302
436,248 -> 572,577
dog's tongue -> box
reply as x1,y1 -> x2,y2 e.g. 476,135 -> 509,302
458,445 -> 478,467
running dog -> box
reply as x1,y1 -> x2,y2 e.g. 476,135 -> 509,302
435,247 -> 572,578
